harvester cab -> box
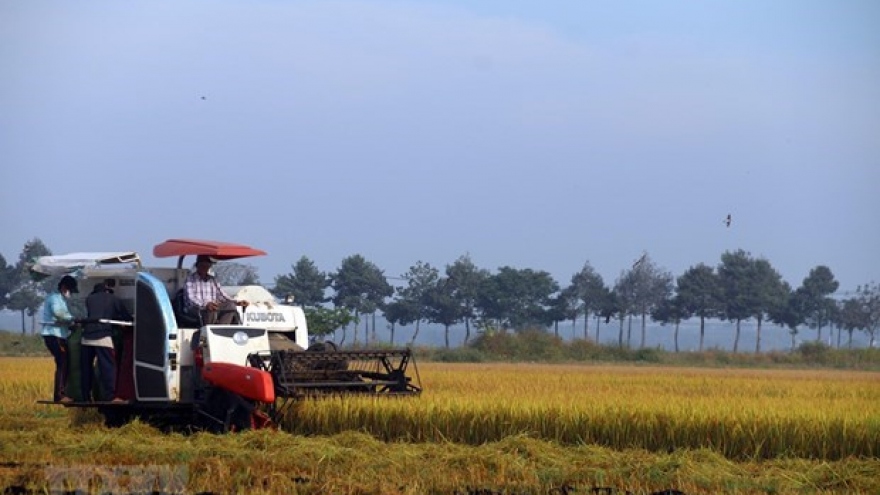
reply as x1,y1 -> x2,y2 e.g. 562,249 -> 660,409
32,239 -> 421,432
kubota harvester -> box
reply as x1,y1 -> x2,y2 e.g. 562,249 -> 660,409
34,239 -> 421,431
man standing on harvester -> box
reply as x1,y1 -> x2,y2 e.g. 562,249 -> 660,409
184,255 -> 248,324
40,275 -> 79,403
82,282 -> 132,402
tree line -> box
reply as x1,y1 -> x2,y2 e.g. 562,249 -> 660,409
2,238 -> 878,352
272,250 -> 879,352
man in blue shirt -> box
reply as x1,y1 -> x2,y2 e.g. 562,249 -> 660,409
40,275 -> 78,402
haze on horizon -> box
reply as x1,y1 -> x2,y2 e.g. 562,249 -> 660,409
2,0 -> 878,294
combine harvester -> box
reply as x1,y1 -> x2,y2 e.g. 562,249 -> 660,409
34,239 -> 421,431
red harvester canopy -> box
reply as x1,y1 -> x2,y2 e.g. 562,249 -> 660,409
152,239 -> 267,260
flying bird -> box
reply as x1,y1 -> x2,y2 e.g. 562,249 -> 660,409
200,96 -> 207,100
724,214 -> 732,228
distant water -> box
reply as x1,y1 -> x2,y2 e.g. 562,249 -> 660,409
4,310 -> 872,351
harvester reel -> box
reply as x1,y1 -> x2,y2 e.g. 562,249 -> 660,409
250,346 -> 421,421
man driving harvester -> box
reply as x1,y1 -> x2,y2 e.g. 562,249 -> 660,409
184,255 -> 249,324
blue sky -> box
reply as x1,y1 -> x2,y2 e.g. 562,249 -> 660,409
2,0 -> 878,294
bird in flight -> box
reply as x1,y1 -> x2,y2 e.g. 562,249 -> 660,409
200,96 -> 207,100
724,214 -> 732,228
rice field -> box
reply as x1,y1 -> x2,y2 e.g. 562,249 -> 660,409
1,357 -> 878,494
284,363 -> 880,460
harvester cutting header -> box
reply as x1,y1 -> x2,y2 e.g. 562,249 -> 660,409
34,239 -> 421,431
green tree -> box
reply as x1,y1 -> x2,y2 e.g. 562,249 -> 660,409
0,253 -> 15,310
8,238 -> 52,334
826,300 -> 842,348
304,306 -> 355,340
786,288 -> 810,349
717,250 -> 756,353
749,258 -> 789,353
652,294 -> 687,352
855,282 -> 879,348
676,263 -> 722,352
445,254 -> 489,344
799,266 -> 840,342
383,299 -> 419,346
628,253 -> 673,349
595,286 -> 617,344
426,277 -> 464,348
273,256 -> 329,307
612,270 -> 636,348
546,285 -> 578,339
476,267 -> 559,331
838,296 -> 864,348
771,287 -> 810,350
331,254 -> 393,346
397,261 -> 441,346
569,262 -> 606,340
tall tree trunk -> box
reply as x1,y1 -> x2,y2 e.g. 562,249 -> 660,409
554,321 -> 559,338
674,321 -> 680,353
20,310 -> 26,335
371,312 -> 377,344
464,317 -> 471,345
699,315 -> 706,352
352,311 -> 360,346
410,319 -> 421,346
755,316 -> 763,353
571,318 -> 576,340
363,316 -> 370,346
595,314 -> 601,344
836,324 -> 841,349
848,329 -> 853,348
626,315 -> 633,349
617,316 -> 624,348
817,324 -> 822,343
790,329 -> 796,350
390,322 -> 395,346
733,319 -> 741,353
640,312 -> 646,349
583,305 -> 589,340
445,324 -> 450,348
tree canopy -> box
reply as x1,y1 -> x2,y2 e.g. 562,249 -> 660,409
331,254 -> 393,345
273,256 -> 329,307
7,238 -> 52,334
676,263 -> 722,351
476,266 -> 559,331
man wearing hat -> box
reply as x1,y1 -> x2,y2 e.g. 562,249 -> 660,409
184,255 -> 249,325
40,275 -> 79,402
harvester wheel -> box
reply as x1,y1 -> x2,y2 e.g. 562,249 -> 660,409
203,387 -> 255,432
